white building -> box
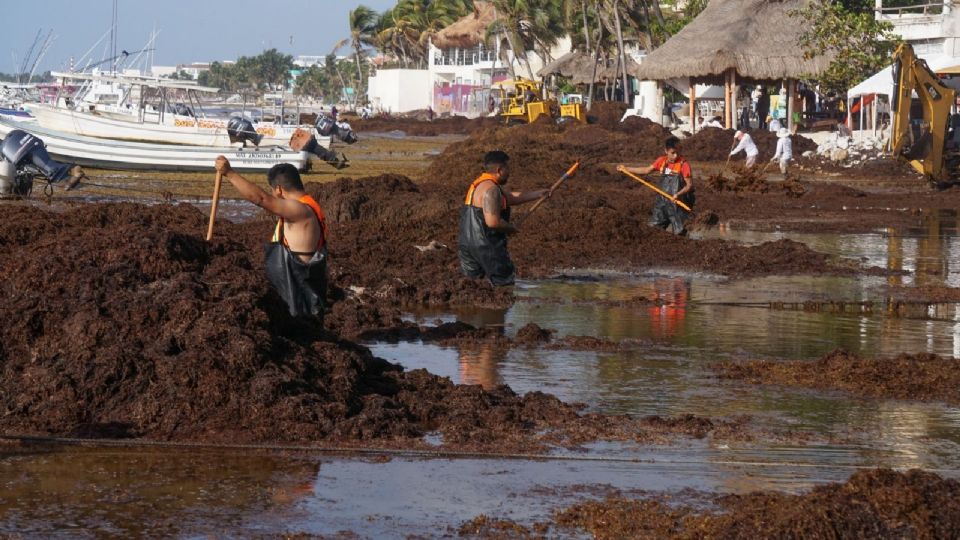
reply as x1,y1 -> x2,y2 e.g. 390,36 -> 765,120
875,0 -> 960,57
367,1 -> 571,116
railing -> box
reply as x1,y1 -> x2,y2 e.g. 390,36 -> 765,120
432,46 -> 497,67
878,1 -> 950,17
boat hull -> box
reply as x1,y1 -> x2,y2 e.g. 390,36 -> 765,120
26,103 -> 331,149
0,117 -> 311,172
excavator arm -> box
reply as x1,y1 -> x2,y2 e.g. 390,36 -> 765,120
889,43 -> 956,182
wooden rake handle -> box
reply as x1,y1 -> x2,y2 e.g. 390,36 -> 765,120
617,166 -> 693,213
516,160 -> 580,226
205,170 -> 224,241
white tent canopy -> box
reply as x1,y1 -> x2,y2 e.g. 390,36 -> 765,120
664,78 -> 725,99
848,55 -> 960,98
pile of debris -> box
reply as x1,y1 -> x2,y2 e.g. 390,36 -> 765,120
809,132 -> 889,167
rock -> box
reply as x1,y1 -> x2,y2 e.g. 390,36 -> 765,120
830,148 -> 849,162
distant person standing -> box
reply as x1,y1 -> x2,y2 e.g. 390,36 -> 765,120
731,130 -> 759,167
662,101 -> 674,128
756,87 -> 770,130
770,127 -> 793,174
330,105 -> 338,121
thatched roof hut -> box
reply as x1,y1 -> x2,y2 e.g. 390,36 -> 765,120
629,0 -> 833,83
431,1 -> 496,50
538,51 -> 642,84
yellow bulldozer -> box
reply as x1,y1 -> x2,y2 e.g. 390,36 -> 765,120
491,79 -> 585,124
889,43 -> 960,185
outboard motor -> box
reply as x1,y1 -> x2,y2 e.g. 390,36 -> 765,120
3,130 -> 73,182
315,114 -> 336,137
227,116 -> 263,147
0,130 -> 85,196
335,121 -> 359,144
289,128 -> 349,170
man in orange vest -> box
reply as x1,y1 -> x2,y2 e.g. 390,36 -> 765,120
214,156 -> 329,320
458,150 -> 551,286
619,136 -> 694,235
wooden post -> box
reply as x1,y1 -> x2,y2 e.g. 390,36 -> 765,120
689,77 -> 696,131
732,70 -> 738,131
724,70 -> 732,129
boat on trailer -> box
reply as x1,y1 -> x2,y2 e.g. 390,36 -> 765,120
0,117 -> 310,172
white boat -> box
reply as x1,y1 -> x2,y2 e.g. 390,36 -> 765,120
26,72 -> 331,149
0,116 -> 310,172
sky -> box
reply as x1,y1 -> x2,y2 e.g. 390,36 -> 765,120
3,0 -> 398,75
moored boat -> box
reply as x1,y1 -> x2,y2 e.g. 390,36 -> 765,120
0,116 -> 310,172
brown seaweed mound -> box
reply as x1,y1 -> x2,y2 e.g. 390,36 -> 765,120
552,469 -> 960,539
0,203 -> 583,448
715,348 -> 960,403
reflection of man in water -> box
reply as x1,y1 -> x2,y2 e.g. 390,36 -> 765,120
647,278 -> 690,338
458,344 -> 507,389
456,307 -> 508,389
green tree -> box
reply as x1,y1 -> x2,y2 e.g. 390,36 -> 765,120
349,6 -> 379,104
792,0 -> 902,95
255,48 -> 295,90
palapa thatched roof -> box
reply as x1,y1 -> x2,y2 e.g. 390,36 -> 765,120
538,51 -> 642,84
630,0 -> 834,82
432,1 -> 496,50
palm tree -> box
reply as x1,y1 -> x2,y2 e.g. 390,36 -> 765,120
348,5 -> 379,105
389,0 -> 474,68
329,39 -> 351,103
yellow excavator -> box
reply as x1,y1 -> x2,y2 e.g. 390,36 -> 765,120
889,43 -> 959,185
491,78 -> 585,124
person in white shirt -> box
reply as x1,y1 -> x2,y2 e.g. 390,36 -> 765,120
730,130 -> 759,167
770,127 -> 793,174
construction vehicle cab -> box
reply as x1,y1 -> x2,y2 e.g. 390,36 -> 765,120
889,43 -> 959,185
491,79 -> 585,124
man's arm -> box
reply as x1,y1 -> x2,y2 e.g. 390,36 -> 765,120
215,156 -> 312,222
505,189 -> 548,206
676,172 -> 693,198
482,187 -> 517,234
730,138 -> 746,155
618,164 -> 657,175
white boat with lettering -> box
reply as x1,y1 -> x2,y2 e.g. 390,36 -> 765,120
0,116 -> 310,172
26,72 -> 331,149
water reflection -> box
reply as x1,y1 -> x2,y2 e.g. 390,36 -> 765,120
696,209 -> 960,287
458,345 -> 507,389
0,447 -> 321,536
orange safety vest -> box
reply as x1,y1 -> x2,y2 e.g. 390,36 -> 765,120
654,156 -> 690,177
272,194 -> 328,251
464,172 -> 507,209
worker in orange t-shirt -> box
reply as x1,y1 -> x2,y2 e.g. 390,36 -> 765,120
618,136 -> 694,235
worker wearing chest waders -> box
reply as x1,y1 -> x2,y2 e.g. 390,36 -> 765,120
620,136 -> 694,236
215,156 -> 329,321
458,150 -> 551,286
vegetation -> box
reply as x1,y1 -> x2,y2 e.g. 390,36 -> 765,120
188,0 -> 901,104
197,48 -> 294,93
792,0 -> 903,95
